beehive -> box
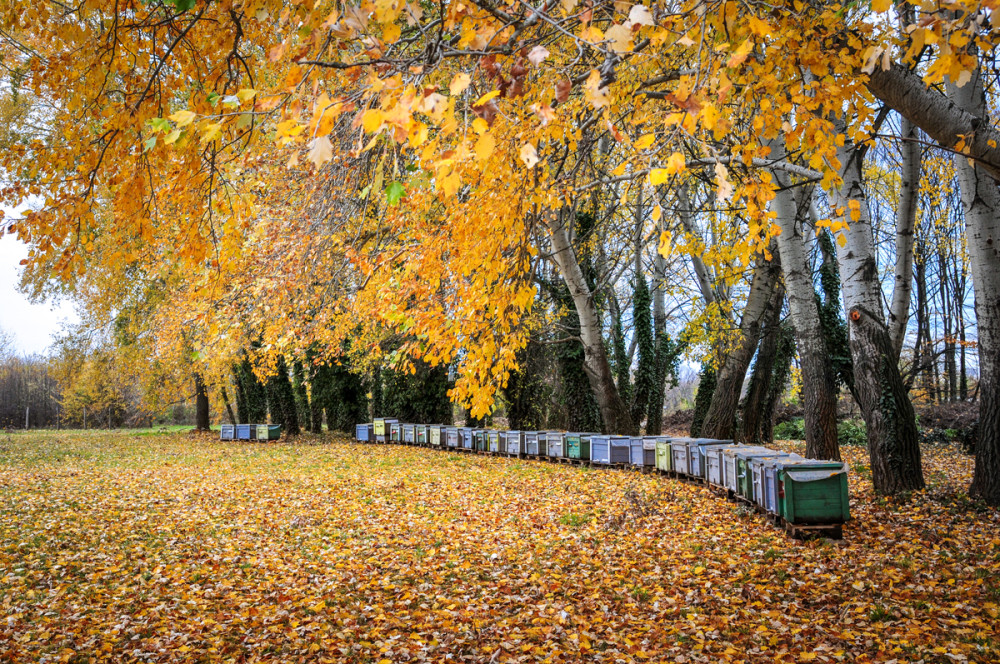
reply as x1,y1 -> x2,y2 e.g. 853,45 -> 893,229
488,430 -> 501,453
566,433 -> 594,460
777,461 -> 850,525
630,437 -> 656,466
524,431 -> 540,456
545,431 -> 565,458
590,435 -> 611,464
429,425 -> 443,446
402,424 -> 415,444
390,422 -> 402,443
669,437 -> 694,475
445,427 -> 459,448
706,445 -> 741,487
654,438 -> 672,472
415,425 -> 428,445
220,424 -> 236,441
256,424 -> 281,441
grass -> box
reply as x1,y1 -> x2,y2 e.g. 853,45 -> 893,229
0,430 -> 998,663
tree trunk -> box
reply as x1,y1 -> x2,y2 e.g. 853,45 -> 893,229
769,144 -> 841,461
741,288 -> 786,445
830,120 -> 924,493
547,209 -> 633,434
699,246 -> 782,440
889,118 -> 920,357
946,70 -> 1000,505
647,248 -> 668,435
194,373 -> 210,431
221,386 -> 237,426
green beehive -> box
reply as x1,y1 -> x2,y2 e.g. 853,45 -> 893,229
778,462 -> 850,525
473,429 -> 487,451
655,438 -> 672,472
415,425 -> 428,445
429,425 -> 443,446
256,424 -> 281,441
734,448 -> 783,499
566,432 -> 593,460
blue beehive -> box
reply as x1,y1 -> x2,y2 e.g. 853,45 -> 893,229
459,428 -> 474,449
590,435 -> 611,464
220,424 -> 235,441
236,424 -> 254,441
402,424 -> 415,444
630,437 -> 655,466
445,427 -> 459,448
488,430 -> 501,453
355,423 -> 373,442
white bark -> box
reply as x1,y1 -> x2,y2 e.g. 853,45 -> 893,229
890,117 -> 920,358
946,70 -> 1000,503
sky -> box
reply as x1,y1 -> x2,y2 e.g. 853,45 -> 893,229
0,204 -> 78,356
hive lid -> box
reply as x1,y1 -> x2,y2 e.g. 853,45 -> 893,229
784,468 -> 847,482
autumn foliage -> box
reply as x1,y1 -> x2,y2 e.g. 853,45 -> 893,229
1,430 -> 999,662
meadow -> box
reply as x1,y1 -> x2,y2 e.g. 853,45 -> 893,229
1,430 -> 997,663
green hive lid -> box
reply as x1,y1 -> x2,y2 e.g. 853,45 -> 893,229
785,468 -> 847,482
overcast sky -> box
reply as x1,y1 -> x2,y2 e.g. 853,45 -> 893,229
1,204 -> 78,356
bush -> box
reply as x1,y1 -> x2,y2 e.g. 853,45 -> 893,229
773,417 -> 867,446
773,418 -> 805,440
838,419 -> 867,446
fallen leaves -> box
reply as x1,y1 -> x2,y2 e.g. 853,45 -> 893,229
0,432 -> 997,663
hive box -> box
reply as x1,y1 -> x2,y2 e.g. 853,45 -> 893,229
355,423 -> 373,442
256,424 -> 281,441
777,461 -> 850,525
220,424 -> 236,441
504,431 -> 526,457
669,437 -> 695,475
630,437 -> 656,467
545,432 -> 565,458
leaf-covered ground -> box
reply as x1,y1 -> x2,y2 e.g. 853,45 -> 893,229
1,431 -> 998,663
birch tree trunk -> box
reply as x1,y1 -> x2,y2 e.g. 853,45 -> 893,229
699,247 -> 782,440
769,144 -> 841,460
830,121 -> 924,494
548,209 -> 633,434
946,70 -> 1000,506
890,117 -> 921,357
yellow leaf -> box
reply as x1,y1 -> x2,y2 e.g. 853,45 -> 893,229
584,70 -> 609,109
648,168 -> 669,186
236,88 -> 256,103
634,133 -> 655,150
200,123 -> 223,143
871,0 -> 891,12
163,129 -> 182,145
605,23 -> 633,53
473,90 -> 500,106
169,110 -> 196,127
362,109 -> 384,133
520,143 -> 539,168
665,151 -> 685,174
475,133 -> 495,161
450,73 -> 472,95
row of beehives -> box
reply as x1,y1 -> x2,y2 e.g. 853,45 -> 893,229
356,420 -> 850,534
220,423 -> 282,441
